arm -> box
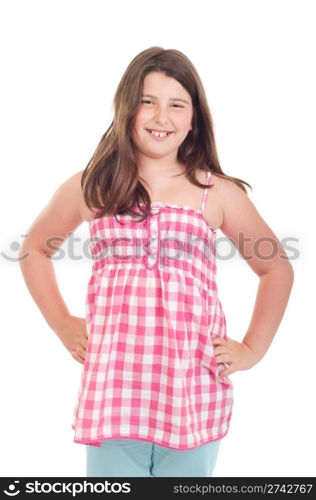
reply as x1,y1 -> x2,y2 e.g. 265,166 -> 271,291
210,177 -> 294,377
19,170 -> 92,364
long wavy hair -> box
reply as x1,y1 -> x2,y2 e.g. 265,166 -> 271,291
81,46 -> 252,223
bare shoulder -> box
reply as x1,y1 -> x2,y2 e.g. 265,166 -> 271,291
211,173 -> 260,234
210,171 -> 243,192
51,169 -> 90,223
42,169 -> 88,223
72,169 -> 99,222
62,169 -> 102,222
212,173 -> 250,204
214,173 -> 258,225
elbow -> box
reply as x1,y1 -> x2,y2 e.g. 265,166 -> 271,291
260,259 -> 295,284
287,261 -> 295,287
282,257 -> 295,283
18,242 -> 50,267
267,259 -> 295,289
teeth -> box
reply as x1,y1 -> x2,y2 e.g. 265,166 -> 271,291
148,130 -> 169,137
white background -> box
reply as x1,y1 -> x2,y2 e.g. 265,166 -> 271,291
0,0 -> 315,477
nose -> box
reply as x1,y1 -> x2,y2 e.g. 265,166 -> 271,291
154,105 -> 169,124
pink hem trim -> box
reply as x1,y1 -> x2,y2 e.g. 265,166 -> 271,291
73,428 -> 229,450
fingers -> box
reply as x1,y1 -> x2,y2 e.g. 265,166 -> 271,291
212,337 -> 233,375
212,344 -> 226,355
80,337 -> 88,350
212,337 -> 227,356
72,351 -> 85,364
72,343 -> 86,364
215,353 -> 231,364
212,337 -> 227,347
218,365 -> 234,378
77,343 -> 87,358
75,327 -> 88,363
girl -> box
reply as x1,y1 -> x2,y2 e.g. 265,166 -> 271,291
19,47 -> 294,477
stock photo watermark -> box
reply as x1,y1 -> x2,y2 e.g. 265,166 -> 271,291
2,231 -> 299,267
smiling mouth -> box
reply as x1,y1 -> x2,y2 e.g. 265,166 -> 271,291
146,129 -> 174,138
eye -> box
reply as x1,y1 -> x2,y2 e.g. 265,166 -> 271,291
140,100 -> 183,108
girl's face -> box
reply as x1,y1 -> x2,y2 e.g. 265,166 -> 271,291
131,71 -> 193,161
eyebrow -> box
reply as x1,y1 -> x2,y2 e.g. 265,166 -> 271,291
141,94 -> 190,104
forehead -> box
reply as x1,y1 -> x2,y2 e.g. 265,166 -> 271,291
142,72 -> 192,103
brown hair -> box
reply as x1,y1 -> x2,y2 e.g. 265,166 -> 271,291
81,46 -> 252,223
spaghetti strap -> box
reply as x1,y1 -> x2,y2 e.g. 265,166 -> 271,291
200,170 -> 212,215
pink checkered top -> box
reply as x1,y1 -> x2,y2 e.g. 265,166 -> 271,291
72,169 -> 233,449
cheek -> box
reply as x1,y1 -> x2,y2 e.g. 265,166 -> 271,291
133,109 -> 148,128
172,112 -> 191,129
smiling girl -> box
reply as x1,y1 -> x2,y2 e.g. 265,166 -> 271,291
19,47 -> 294,477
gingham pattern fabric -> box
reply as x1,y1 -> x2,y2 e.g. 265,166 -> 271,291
72,170 -> 234,449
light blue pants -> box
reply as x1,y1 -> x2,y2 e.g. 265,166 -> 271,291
86,438 -> 221,477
